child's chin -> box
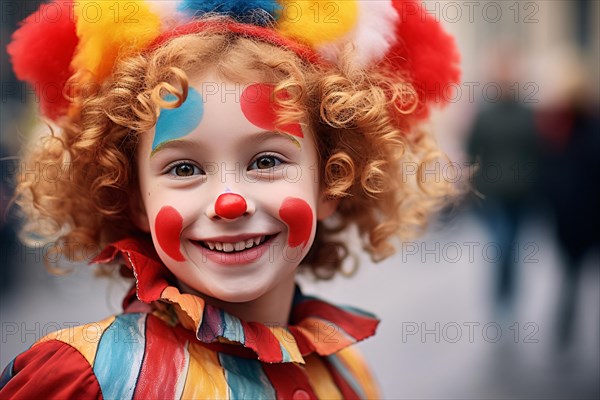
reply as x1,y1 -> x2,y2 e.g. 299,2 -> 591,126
209,285 -> 269,304
174,275 -> 268,304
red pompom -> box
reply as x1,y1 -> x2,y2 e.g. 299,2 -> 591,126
7,0 -> 78,120
385,0 -> 461,119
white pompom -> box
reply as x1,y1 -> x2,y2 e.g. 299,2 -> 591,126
147,1 -> 190,31
317,0 -> 398,67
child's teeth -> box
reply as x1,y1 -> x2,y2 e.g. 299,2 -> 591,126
204,235 -> 271,252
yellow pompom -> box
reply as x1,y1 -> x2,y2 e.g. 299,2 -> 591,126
277,0 -> 358,46
72,1 -> 161,82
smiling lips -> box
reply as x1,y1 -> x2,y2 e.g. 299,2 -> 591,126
193,234 -> 277,266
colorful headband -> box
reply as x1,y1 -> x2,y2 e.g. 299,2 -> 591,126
7,0 -> 460,121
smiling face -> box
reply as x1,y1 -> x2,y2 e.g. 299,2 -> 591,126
134,72 -> 336,303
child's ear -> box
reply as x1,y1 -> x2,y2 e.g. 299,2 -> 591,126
129,189 -> 151,233
316,193 -> 339,221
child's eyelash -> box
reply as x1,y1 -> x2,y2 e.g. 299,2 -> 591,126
163,160 -> 204,176
248,153 -> 285,170
161,154 -> 286,175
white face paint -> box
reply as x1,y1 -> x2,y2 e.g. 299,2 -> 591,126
134,73 -> 337,303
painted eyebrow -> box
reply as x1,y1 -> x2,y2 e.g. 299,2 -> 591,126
150,139 -> 201,158
254,131 -> 302,146
150,131 -> 301,158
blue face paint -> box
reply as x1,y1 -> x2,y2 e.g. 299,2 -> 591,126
152,87 -> 204,152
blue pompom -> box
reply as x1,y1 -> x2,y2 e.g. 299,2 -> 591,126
178,0 -> 282,26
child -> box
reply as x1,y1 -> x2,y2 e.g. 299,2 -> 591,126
1,0 -> 459,398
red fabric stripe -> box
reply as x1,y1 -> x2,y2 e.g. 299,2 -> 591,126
262,363 -> 317,400
133,315 -> 187,399
242,321 -> 283,363
1,340 -> 102,399
287,325 -> 316,356
324,357 -> 361,400
91,238 -> 175,304
292,300 -> 379,340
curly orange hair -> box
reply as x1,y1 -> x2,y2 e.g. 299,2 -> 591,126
16,29 -> 454,278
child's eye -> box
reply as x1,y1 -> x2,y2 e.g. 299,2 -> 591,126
167,162 -> 203,177
249,154 -> 283,170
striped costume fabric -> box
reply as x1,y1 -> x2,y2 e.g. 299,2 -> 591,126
0,238 -> 380,399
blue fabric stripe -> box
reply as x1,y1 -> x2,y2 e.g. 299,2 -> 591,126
279,343 -> 292,363
93,313 -> 147,400
0,358 -> 15,389
327,353 -> 366,399
223,312 -> 245,344
219,353 -> 276,399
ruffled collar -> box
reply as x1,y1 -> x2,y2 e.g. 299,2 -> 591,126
92,237 -> 379,365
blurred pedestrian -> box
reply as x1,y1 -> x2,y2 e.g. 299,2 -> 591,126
537,62 -> 600,349
467,42 -> 542,317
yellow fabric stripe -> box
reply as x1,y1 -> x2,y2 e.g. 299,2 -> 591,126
162,286 -> 204,331
303,354 -> 343,400
36,315 -> 116,366
181,343 -> 228,400
335,347 -> 381,399
269,327 -> 304,364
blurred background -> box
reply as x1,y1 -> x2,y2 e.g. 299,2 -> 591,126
1,1 -> 599,398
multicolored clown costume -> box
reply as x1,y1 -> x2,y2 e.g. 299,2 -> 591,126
0,238 -> 381,398
2,1 -> 459,399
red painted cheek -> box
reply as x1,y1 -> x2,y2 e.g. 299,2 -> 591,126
278,197 -> 313,248
241,83 -> 304,138
155,206 -> 185,262
215,193 -> 247,219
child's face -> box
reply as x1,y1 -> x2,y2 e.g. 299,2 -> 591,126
134,72 -> 336,303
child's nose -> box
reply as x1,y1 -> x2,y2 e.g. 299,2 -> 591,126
206,192 -> 256,220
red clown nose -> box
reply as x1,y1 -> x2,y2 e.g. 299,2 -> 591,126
215,193 -> 247,219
